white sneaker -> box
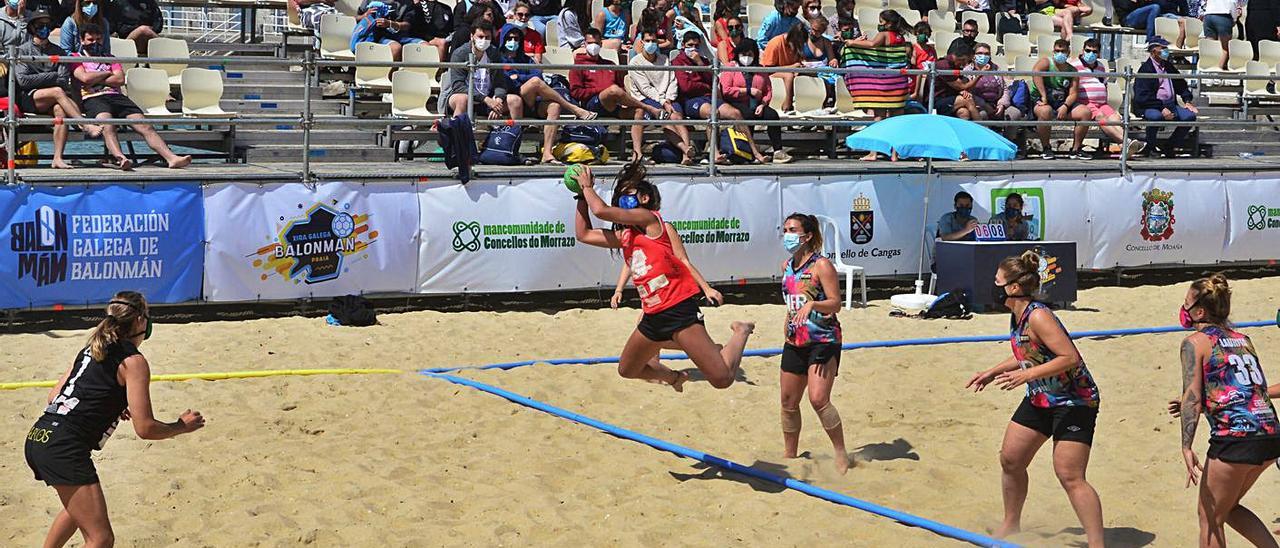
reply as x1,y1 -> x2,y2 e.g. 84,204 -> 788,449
772,150 -> 794,164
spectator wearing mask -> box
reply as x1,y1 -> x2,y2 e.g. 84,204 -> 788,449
16,9 -> 92,169
25,0 -> 69,33
1030,38 -> 1087,159
637,1 -> 675,51
831,0 -> 860,38
1,0 -> 28,49
1201,0 -> 1243,69
1114,0 -> 1165,40
1071,37 -> 1146,158
762,23 -> 804,113
670,0 -> 710,53
556,0 -> 589,49
629,27 -> 696,164
966,42 -> 1006,120
756,0 -> 802,49
445,23 -> 520,119
710,0 -> 740,46
524,0 -> 558,36
72,24 -> 191,169
506,2 -> 543,61
844,9 -> 912,160
356,0 -> 425,60
674,29 -> 744,133
451,0 -> 502,53
956,18 -> 979,51
934,41 -> 979,120
60,0 -> 109,53
105,0 -> 160,53
720,40 -> 793,163
592,0 -> 629,50
910,21 -> 936,107
716,13 -> 745,63
569,28 -> 666,118
937,191 -> 979,242
495,24 -> 597,163
1134,37 -> 1197,157
989,193 -> 1036,241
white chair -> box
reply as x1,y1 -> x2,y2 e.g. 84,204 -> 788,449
747,3 -> 772,36
1013,54 -> 1037,82
286,0 -> 308,32
600,46 -> 620,64
391,70 -> 437,117
1069,34 -> 1086,54
901,9 -> 920,27
934,30 -> 957,54
815,214 -> 868,308
319,13 -> 357,60
957,12 -> 989,33
1079,0 -> 1105,26
1036,34 -> 1055,58
1227,39 -> 1252,72
1198,39 -> 1224,72
401,42 -> 442,91
1183,17 -> 1202,49
1002,33 -> 1031,59
146,37 -> 188,85
854,0 -> 882,11
791,75 -> 832,114
180,68 -> 238,117
124,67 -> 175,116
634,0 -> 648,16
928,9 -> 956,32
1259,40 -> 1280,69
543,47 -> 574,75
354,41 -> 394,91
335,0 -> 361,16
1154,17 -> 1182,50
1027,12 -> 1053,41
886,0 -> 911,12
110,37 -> 138,69
976,32 -> 998,49
857,7 -> 882,34
545,19 -> 559,47
1243,61 -> 1279,97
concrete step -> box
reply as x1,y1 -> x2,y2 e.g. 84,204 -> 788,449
243,144 -> 395,163
223,83 -> 319,100
223,69 -> 309,83
235,128 -> 383,145
220,99 -> 344,114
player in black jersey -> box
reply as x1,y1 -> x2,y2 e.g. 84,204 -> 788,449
24,291 -> 205,548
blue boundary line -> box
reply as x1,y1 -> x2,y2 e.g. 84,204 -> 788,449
424,371 -> 1019,548
421,320 -> 1279,374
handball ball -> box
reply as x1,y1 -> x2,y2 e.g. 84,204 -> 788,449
563,164 -> 584,194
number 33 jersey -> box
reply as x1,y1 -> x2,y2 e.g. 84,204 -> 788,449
1201,326 -> 1280,439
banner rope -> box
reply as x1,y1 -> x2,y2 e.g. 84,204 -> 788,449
0,368 -> 403,391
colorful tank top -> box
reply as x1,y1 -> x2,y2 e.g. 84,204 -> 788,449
1010,301 -> 1100,408
621,212 -> 701,315
781,253 -> 841,347
602,7 -> 627,39
1199,326 -> 1280,439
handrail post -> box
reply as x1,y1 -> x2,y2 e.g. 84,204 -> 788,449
6,44 -> 16,185
926,62 -> 937,115
708,57 -> 719,177
1120,66 -> 1132,178
301,48 -> 314,186
466,48 -> 475,181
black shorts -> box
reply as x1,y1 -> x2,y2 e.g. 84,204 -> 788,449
15,88 -> 40,115
780,342 -> 842,375
935,94 -> 960,115
637,296 -> 704,342
1207,437 -> 1280,465
82,94 -> 143,118
1010,397 -> 1098,445
24,417 -> 99,486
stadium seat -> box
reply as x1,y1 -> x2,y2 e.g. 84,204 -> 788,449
853,0 -> 881,12
1069,34 -> 1086,54
1013,54 -> 1036,82
1197,39 -> 1224,72
901,9 -> 920,27
147,37 -> 189,86
768,75 -> 787,111
1036,34 -> 1054,57
1002,33 -> 1031,59
928,10 -> 956,32
335,0 -> 361,16
543,48 -> 574,76
391,70 -> 436,117
1079,0 -> 1105,26
1154,17 -> 1184,51
286,0 -> 308,33
791,75 -> 832,115
319,13 -> 357,60
401,42 -> 442,91
1027,12 -> 1053,42
958,13 -> 989,33
634,0 -> 648,16
814,214 -> 867,308
934,29 -> 956,53
545,19 -> 559,47
181,68 -> 238,117
110,37 -> 138,69
1259,40 -> 1280,69
977,32 -> 997,49
354,41 -> 394,91
886,0 -> 910,12
600,47 -> 620,64
1228,39 -> 1252,72
1243,61 -> 1279,97
1182,17 -> 1201,49
124,67 -> 175,116
747,4 -> 772,36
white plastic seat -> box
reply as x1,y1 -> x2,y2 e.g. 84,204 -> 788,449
886,0 -> 910,12
180,68 -> 238,117
319,13 -> 357,60
110,37 -> 138,69
1036,34 -> 1055,58
1002,33 -> 1031,59
853,0 -> 882,11
976,32 -> 998,49
543,47 -> 574,76
146,37 -> 189,86
928,9 -> 956,32
1013,54 -> 1036,82
354,41 -> 394,90
545,19 -> 559,47
1069,34 -> 1086,54
1227,39 -> 1252,72
335,0 -> 361,16
934,29 -> 956,53
1027,12 -> 1053,41
1154,17 -> 1184,51
1259,40 -> 1280,69
286,0 -> 307,32
1183,17 -> 1202,49
600,47 -> 620,64
747,4 -> 772,37
401,42 -> 442,91
957,13 -> 989,33
1198,39 -> 1224,72
1079,0 -> 1105,26
815,214 -> 867,308
124,67 -> 175,116
856,8 -> 881,35
391,70 -> 437,117
901,9 -> 920,27
791,75 -> 832,115
1243,61 -> 1279,97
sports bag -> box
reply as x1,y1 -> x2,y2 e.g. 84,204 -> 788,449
477,124 -> 524,165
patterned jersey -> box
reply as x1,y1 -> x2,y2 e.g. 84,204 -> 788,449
621,212 -> 701,314
1199,326 -> 1279,439
781,254 -> 841,347
1010,301 -> 1100,408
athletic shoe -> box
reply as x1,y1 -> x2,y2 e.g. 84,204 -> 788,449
1124,140 -> 1147,158
1071,150 -> 1093,160
1040,151 -> 1055,160
772,150 -> 794,164
321,80 -> 348,97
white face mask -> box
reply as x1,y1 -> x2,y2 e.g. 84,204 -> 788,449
586,43 -> 602,57
474,38 -> 491,50
510,19 -> 526,28
738,55 -> 754,66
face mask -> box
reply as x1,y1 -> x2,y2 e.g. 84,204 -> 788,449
643,40 -> 658,55
510,19 -> 527,28
474,38 -> 491,50
586,43 -> 602,57
1004,207 -> 1020,219
6,0 -> 19,11
1081,51 -> 1098,65
81,2 -> 98,17
955,206 -> 972,217
1158,49 -> 1170,60
504,39 -> 519,51
729,27 -> 742,37
1052,52 -> 1067,64
32,25 -> 50,39
737,55 -> 753,66
974,54 -> 989,66
877,24 -> 886,32
807,7 -> 820,16
916,34 -> 929,44
992,282 -> 1014,305
1179,306 -> 1195,329
618,194 -> 640,209
782,233 -> 803,252
83,42 -> 103,56
683,46 -> 697,57
840,29 -> 854,39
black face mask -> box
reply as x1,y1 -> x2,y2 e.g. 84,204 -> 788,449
109,299 -> 152,340
992,282 -> 1014,306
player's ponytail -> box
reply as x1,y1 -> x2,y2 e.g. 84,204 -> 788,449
86,291 -> 148,361
997,250 -> 1041,295
1190,273 -> 1231,327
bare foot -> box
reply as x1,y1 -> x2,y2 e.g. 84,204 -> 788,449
730,321 -> 755,336
82,124 -> 103,139
576,109 -> 598,120
166,155 -> 192,169
859,151 -> 879,161
51,158 -> 73,169
992,523 -> 1020,538
667,370 -> 688,393
784,451 -> 800,459
113,156 -> 134,171
835,452 -> 852,475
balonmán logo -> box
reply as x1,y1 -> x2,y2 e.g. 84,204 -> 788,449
1246,204 -> 1279,231
9,205 -> 68,287
849,193 -> 873,245
1032,245 -> 1063,290
1140,188 -> 1175,242
250,201 -> 378,284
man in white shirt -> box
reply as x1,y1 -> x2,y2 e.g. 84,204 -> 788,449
627,27 -> 694,163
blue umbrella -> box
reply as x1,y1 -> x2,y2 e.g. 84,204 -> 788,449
844,114 -> 1017,161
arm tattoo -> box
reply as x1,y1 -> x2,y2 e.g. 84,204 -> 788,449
1180,339 -> 1200,450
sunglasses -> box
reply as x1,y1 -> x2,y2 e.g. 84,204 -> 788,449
515,11 -> 530,17
727,24 -> 742,29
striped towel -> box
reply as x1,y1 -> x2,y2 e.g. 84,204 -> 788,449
839,44 -> 912,110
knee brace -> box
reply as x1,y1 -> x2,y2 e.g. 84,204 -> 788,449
781,407 -> 802,433
815,403 -> 842,431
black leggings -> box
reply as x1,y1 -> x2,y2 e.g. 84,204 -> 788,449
738,104 -> 782,151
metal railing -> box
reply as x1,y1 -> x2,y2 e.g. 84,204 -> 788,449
4,45 -> 1279,186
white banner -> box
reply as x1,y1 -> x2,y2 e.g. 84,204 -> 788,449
781,174 -> 927,276
1087,174 -> 1228,268
655,176 -> 781,282
1224,176 -> 1280,262
203,182 -> 420,302
417,178 -> 614,293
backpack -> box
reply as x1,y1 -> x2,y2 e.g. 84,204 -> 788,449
717,128 -> 753,164
328,295 -> 377,326
1007,80 -> 1032,113
551,142 -> 610,164
560,124 -> 609,146
477,124 -> 525,165
436,114 -> 478,182
650,141 -> 683,164
922,290 -> 973,320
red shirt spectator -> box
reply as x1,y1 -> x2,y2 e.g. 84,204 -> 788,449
568,51 -> 624,101
671,50 -> 712,99
522,26 -> 546,55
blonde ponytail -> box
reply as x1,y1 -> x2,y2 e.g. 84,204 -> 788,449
86,291 -> 148,361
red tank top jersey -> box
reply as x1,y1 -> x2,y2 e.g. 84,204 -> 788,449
621,212 -> 701,314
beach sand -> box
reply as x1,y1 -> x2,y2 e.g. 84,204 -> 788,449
2,276 -> 1279,547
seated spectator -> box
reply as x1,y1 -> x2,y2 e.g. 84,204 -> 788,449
910,21 -> 936,108
628,28 -> 695,163
831,0 -> 860,39
294,0 -> 336,41
556,0 -> 589,50
966,42 -> 1005,119
569,29 -> 665,118
507,2 -> 544,61
756,0 -> 802,49
16,9 -> 92,169
956,18 -> 979,51
843,9 -> 912,159
710,0 -> 740,47
26,0 -> 69,40
674,29 -> 745,157
592,0 -> 629,50
782,13 -> 838,113
446,23 -> 521,119
496,23 -> 597,163
801,0 -> 822,21
720,39 -> 793,163
60,0 -> 110,53
1053,0 -> 1093,39
525,0 -> 559,37
1201,0 -> 1240,70
1071,37 -> 1146,158
716,13 -> 745,63
937,191 -> 979,241
989,192 -> 1035,241
1031,38 -> 1088,159
1,0 -> 28,50
106,0 -> 161,53
670,0 -> 710,52
410,0 -> 453,62
762,24 -> 804,111
355,0 -> 424,61
1115,0 -> 1164,41
934,41 -> 978,120
637,2 -> 675,51
1134,37 -> 1197,157
72,24 -> 190,169
451,0 -> 502,54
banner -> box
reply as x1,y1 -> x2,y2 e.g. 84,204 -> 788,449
417,178 -> 613,293
781,175 -> 927,276
1087,174 -> 1227,268
0,184 -> 203,308
655,177 -> 780,282
1223,176 -> 1280,262
203,182 -> 419,301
